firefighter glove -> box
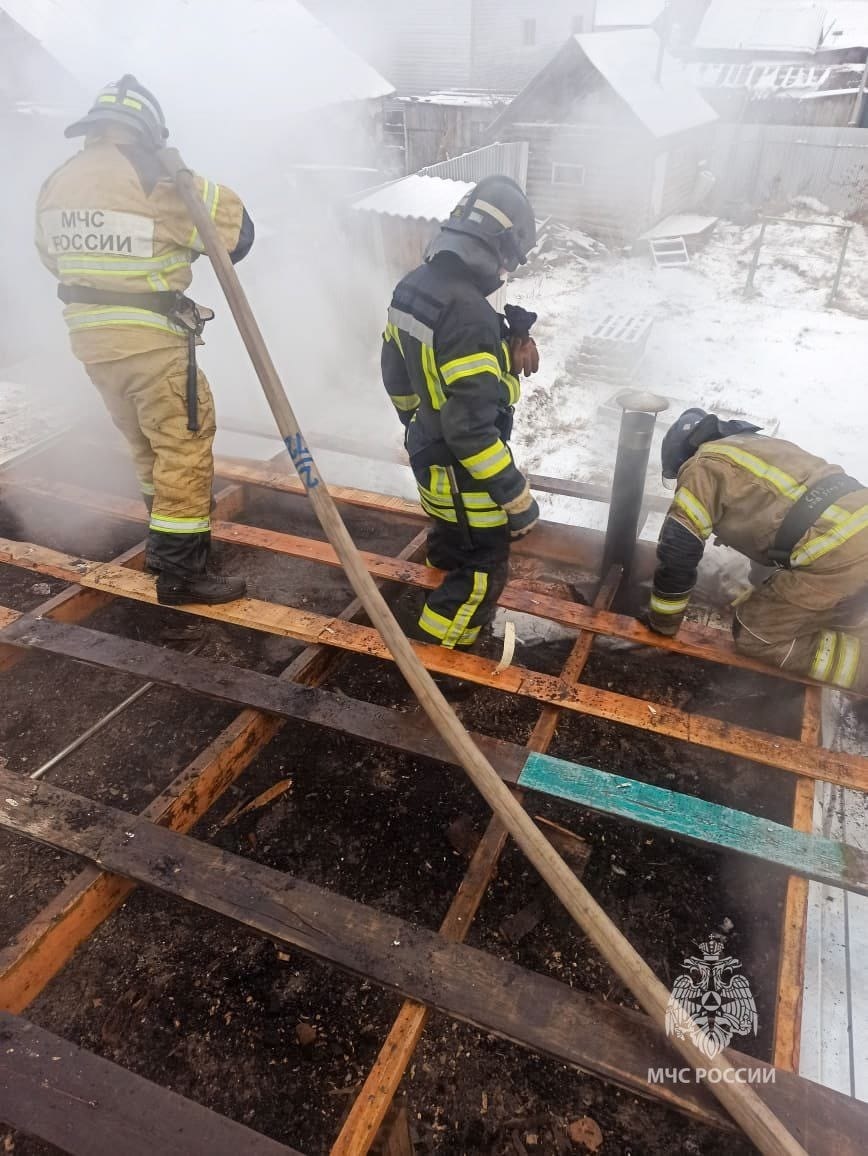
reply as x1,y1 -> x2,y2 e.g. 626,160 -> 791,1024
503,482 -> 540,540
509,336 -> 540,378
503,304 -> 537,338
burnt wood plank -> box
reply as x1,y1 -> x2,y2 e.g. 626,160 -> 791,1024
4,615 -> 868,896
0,613 -> 526,782
0,1011 -> 301,1156
1,771 -> 867,1153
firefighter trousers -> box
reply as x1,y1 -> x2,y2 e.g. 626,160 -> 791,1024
734,569 -> 868,692
417,519 -> 510,649
84,346 -> 216,578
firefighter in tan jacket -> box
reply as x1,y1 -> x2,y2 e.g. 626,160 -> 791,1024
36,75 -> 254,605
645,409 -> 868,693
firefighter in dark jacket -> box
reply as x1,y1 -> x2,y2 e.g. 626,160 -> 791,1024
381,176 -> 540,650
36,75 -> 254,606
645,409 -> 868,692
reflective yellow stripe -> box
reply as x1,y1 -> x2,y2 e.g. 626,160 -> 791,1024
443,571 -> 488,648
390,393 -> 419,412
673,487 -> 712,538
823,503 -> 851,527
440,352 -> 501,386
811,630 -> 838,682
419,495 -> 458,523
418,605 -> 452,641
63,306 -> 186,336
57,249 -> 190,277
701,444 -> 806,502
791,505 -> 868,567
418,488 -> 507,528
422,343 -> 446,410
832,633 -> 861,689
474,198 -> 513,229
384,321 -> 405,356
650,592 -> 690,616
140,481 -> 155,495
466,509 -> 508,528
188,179 -> 220,250
457,624 -> 481,647
149,514 -> 211,535
461,440 -> 512,482
429,466 -> 451,500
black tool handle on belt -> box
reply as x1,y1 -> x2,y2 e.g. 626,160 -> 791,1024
769,472 -> 864,567
185,331 -> 198,431
446,465 -> 473,551
58,285 -> 203,431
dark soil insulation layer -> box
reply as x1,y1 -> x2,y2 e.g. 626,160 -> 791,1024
0,443 -> 808,1155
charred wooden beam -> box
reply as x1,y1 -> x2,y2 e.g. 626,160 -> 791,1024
1,613 -> 866,898
0,1011 -> 301,1156
0,539 -> 865,788
1,769 -> 867,1153
0,530 -> 427,1013
3,474 -> 858,696
331,569 -> 621,1155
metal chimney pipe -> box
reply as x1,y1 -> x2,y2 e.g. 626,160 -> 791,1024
601,390 -> 669,588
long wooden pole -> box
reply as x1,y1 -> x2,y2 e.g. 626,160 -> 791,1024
160,147 -> 807,1155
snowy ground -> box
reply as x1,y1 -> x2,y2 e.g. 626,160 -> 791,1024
509,200 -> 868,521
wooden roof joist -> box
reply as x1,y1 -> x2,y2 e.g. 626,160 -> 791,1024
1,767 -> 867,1155
1,611 -> 866,898
0,537 -> 865,789
0,529 -> 429,1017
4,473 -> 862,698
0,1011 -> 301,1156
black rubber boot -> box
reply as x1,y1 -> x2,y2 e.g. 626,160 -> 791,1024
156,571 -> 247,606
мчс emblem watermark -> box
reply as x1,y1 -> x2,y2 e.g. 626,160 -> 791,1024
648,935 -> 774,1086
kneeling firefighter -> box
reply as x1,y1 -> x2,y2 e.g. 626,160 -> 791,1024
381,176 -> 541,650
35,75 -> 254,605
644,409 -> 868,692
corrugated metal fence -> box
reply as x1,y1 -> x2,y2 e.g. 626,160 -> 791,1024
711,124 -> 868,212
419,141 -> 529,191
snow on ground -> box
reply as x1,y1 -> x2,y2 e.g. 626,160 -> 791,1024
0,381 -> 74,465
507,202 -> 868,535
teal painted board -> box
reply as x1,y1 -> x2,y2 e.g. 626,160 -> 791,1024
519,752 -> 868,896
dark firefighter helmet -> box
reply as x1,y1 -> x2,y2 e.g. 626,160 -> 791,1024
442,175 -> 537,272
65,74 -> 169,149
662,408 -> 762,486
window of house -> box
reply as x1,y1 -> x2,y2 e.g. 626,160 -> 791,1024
523,18 -> 536,46
551,162 -> 586,187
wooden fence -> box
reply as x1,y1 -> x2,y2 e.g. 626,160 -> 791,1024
710,123 -> 868,212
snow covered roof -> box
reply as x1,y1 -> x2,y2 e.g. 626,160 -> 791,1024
400,90 -> 514,109
0,0 -> 394,120
595,0 -> 667,29
688,58 -> 861,96
351,174 -> 473,221
575,30 -> 718,137
820,2 -> 868,50
696,2 -> 827,55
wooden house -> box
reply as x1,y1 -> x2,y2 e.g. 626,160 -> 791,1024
685,2 -> 868,127
488,30 -> 717,242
